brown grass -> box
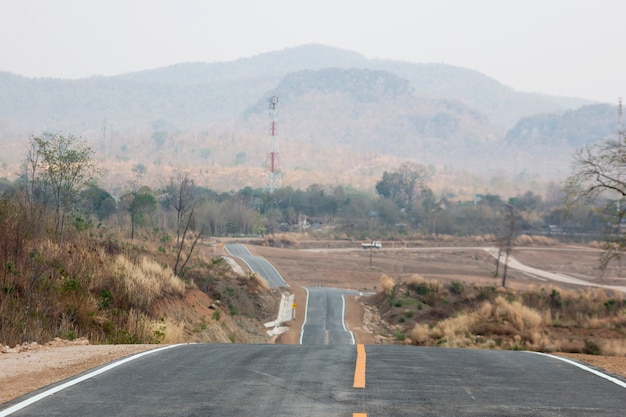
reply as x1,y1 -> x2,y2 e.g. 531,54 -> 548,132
380,274 -> 395,295
514,234 -> 559,246
115,255 -> 185,308
409,296 -> 550,350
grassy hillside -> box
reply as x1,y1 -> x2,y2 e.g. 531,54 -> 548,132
370,274 -> 626,356
0,196 -> 278,347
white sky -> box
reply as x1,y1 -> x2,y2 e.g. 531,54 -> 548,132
0,0 -> 624,103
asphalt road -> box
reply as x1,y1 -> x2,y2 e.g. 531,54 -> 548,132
225,243 -> 288,287
300,287 -> 363,345
4,344 -> 626,416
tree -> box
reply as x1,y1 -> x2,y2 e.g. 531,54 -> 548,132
80,185 -> 116,220
565,129 -> 626,266
124,188 -> 156,240
497,203 -> 518,287
26,133 -> 98,241
375,161 -> 430,209
164,173 -> 202,276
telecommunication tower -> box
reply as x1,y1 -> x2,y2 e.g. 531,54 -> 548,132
266,96 -> 281,193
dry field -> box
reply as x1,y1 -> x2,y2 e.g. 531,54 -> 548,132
249,241 -> 626,379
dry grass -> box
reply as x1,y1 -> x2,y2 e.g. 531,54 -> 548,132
263,233 -> 300,248
115,255 -> 185,308
380,274 -> 395,295
251,273 -> 270,291
514,234 -> 558,246
406,295 -> 552,350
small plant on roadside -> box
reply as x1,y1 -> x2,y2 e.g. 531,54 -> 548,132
450,281 -> 464,295
583,340 -> 602,355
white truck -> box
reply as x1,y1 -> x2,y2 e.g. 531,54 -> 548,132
361,241 -> 382,249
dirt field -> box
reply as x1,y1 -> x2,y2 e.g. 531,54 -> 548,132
3,242 -> 626,405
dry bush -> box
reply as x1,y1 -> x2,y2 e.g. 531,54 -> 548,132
411,323 -> 431,345
431,314 -> 477,343
472,235 -> 485,244
514,234 -> 534,246
264,233 -> 299,248
409,297 -> 550,349
473,234 -> 498,244
532,236 -> 558,246
380,274 -> 395,295
408,274 -> 426,287
407,274 -> 442,297
493,296 -> 544,338
602,339 -> 626,356
250,273 -> 270,291
482,234 -> 497,243
115,255 -> 185,308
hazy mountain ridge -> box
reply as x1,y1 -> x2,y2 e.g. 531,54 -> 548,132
0,44 -> 615,189
505,104 -> 618,147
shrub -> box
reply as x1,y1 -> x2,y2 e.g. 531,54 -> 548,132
380,274 -> 395,295
411,323 -> 430,345
450,281 -> 464,295
583,340 -> 602,355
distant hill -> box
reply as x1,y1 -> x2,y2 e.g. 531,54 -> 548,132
0,44 -> 615,192
0,44 -> 595,135
504,104 -> 618,147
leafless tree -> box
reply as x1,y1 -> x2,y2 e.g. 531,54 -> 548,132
564,128 -> 626,267
164,173 -> 203,276
498,203 -> 518,287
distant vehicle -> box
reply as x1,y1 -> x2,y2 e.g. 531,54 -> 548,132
361,241 -> 382,249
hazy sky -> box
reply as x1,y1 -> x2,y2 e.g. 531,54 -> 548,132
1,0 -> 624,103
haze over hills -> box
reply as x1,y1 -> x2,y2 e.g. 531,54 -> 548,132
0,44 -> 617,194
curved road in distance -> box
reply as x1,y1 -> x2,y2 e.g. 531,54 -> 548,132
4,344 -> 626,416
300,286 -> 364,345
225,243 -> 288,288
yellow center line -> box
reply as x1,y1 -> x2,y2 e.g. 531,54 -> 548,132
353,414 -> 368,417
353,343 -> 366,388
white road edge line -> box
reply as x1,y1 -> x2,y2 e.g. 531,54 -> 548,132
299,287 -> 310,345
342,294 -> 356,345
529,351 -> 626,389
0,344 -> 185,416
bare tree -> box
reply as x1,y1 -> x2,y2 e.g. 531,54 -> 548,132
564,128 -> 626,266
498,203 -> 518,287
164,173 -> 203,276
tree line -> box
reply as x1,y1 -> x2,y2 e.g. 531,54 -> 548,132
0,134 -> 614,246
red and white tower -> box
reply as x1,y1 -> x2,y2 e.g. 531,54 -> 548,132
266,96 -> 281,193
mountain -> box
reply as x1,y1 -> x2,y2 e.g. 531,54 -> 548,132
0,44 -> 614,192
504,104 -> 618,147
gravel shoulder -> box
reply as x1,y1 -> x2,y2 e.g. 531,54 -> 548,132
1,339 -> 159,404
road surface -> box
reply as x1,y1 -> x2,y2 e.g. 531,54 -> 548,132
225,243 -> 288,287
300,287 -> 363,345
4,344 -> 626,416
